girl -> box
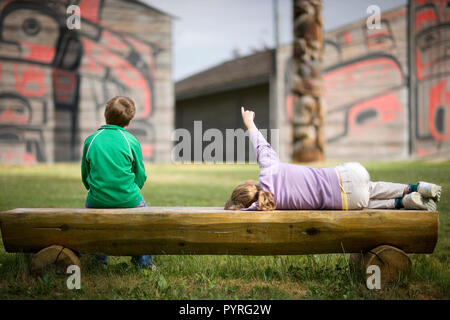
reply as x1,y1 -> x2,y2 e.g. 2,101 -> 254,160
224,107 -> 441,212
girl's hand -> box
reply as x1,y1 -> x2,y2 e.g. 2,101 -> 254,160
241,107 -> 257,131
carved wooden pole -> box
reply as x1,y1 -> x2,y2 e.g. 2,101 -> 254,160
292,0 -> 324,162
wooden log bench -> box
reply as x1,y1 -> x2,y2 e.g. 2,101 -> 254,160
0,207 -> 439,288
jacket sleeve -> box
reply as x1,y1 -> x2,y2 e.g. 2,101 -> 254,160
131,139 -> 147,189
248,129 -> 280,176
81,140 -> 90,190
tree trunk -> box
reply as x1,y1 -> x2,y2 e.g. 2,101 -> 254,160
31,245 -> 80,274
349,245 -> 412,289
292,0 -> 324,162
0,207 -> 438,256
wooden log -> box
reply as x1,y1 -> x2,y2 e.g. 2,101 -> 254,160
30,245 -> 81,274
349,245 -> 412,289
0,207 -> 438,256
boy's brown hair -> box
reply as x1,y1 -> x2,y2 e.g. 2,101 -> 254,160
104,96 -> 136,127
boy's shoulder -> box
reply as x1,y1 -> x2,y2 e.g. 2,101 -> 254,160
123,129 -> 142,146
84,130 -> 99,145
84,128 -> 108,144
83,127 -> 141,147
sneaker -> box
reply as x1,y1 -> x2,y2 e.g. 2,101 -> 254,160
131,255 -> 153,269
402,192 -> 436,211
417,181 -> 441,203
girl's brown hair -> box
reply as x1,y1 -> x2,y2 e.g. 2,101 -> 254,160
104,96 -> 136,127
224,183 -> 276,211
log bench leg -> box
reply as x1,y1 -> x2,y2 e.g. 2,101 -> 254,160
31,245 -> 81,274
349,245 -> 412,289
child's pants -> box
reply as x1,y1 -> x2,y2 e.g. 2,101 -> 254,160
335,162 -> 407,210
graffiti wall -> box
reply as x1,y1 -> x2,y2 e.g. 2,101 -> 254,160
410,0 -> 450,157
278,3 -> 449,160
0,0 -> 174,164
279,5 -> 410,160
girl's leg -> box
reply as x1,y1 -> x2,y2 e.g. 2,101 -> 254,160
368,199 -> 396,209
369,182 -> 438,211
368,181 -> 408,209
369,181 -> 407,199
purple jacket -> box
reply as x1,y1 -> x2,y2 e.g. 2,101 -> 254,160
244,130 -> 342,210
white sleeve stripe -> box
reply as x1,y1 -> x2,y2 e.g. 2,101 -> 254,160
119,130 -> 134,162
86,129 -> 105,159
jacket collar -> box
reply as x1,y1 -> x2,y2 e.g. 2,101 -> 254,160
99,124 -> 125,131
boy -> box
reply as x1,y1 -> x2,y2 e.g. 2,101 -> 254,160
81,96 -> 152,268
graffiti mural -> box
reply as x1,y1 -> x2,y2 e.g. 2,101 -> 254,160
0,0 -> 165,163
280,3 -> 450,160
411,0 -> 450,156
281,5 -> 411,160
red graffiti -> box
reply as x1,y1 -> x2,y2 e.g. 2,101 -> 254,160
323,56 -> 403,105
0,0 -> 157,163
82,38 -> 152,119
416,148 -> 432,156
53,69 -> 77,103
124,35 -> 156,81
79,0 -> 101,24
429,79 -> 450,141
14,64 -> 46,97
324,57 -> 402,86
141,144 -> 154,158
0,151 -> 35,164
0,106 -> 30,125
348,93 -> 403,135
415,8 -> 438,30
343,32 -> 352,44
20,41 -> 55,64
102,30 -> 127,51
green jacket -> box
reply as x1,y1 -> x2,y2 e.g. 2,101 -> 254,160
81,124 -> 147,208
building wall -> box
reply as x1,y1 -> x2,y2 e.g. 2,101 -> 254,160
176,83 -> 271,162
280,5 -> 410,161
410,0 -> 450,157
279,2 -> 449,161
0,0 -> 174,164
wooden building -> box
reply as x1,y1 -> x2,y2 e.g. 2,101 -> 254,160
0,0 -> 174,164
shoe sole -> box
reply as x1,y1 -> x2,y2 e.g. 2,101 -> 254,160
409,192 -> 437,211
410,192 -> 423,208
418,182 -> 441,198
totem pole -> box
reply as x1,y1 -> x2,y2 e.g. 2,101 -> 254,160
292,0 -> 324,162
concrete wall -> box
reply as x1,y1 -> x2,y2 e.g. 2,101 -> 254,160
0,0 -> 174,164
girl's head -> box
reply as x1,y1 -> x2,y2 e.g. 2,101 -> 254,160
224,182 -> 276,211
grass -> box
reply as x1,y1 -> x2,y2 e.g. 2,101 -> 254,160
0,161 -> 449,299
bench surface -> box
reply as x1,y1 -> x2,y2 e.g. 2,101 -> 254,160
0,207 -> 438,255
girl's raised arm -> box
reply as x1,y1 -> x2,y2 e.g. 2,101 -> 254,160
241,107 -> 280,174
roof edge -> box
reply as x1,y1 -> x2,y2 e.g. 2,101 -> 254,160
176,48 -> 275,84
124,0 -> 178,19
176,76 -> 270,101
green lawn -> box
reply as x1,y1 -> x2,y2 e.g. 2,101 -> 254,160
0,161 -> 449,299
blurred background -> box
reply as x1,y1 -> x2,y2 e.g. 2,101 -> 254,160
0,0 -> 448,164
